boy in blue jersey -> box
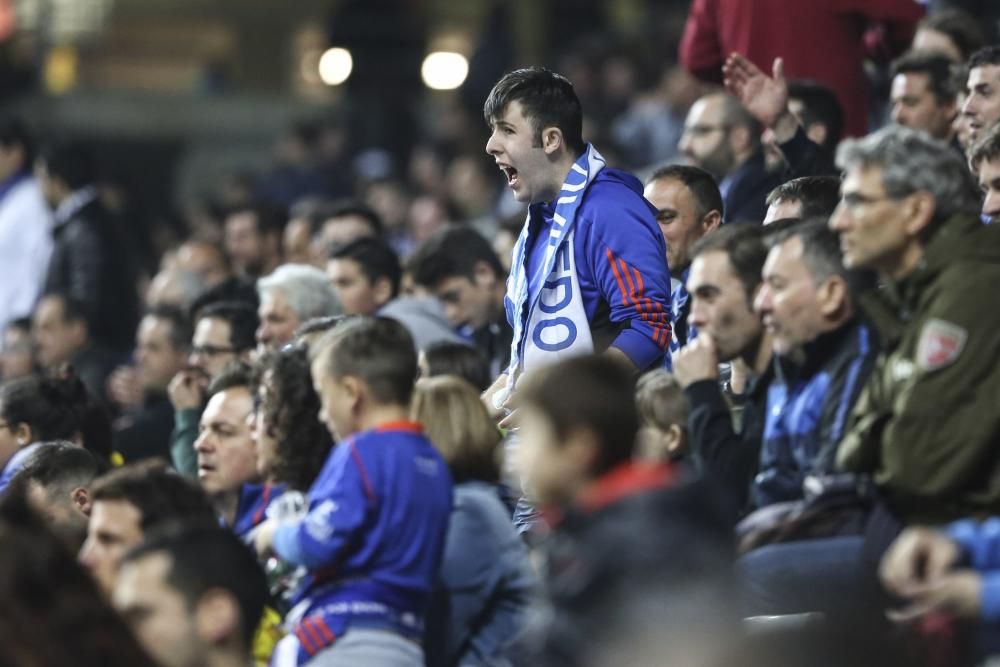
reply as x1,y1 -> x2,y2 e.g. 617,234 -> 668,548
479,67 -> 673,418
254,317 -> 453,666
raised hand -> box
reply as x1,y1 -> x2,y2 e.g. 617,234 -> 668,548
723,53 -> 789,129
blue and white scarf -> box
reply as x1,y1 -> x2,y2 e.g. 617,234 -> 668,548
501,145 -> 606,397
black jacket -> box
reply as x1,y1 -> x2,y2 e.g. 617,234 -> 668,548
45,197 -> 139,352
684,362 -> 775,516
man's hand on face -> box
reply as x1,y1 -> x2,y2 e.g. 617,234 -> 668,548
673,332 -> 720,388
168,367 -> 208,411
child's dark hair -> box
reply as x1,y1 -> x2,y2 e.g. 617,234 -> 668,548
519,355 -> 638,476
315,317 -> 418,407
0,374 -> 87,443
422,342 -> 491,393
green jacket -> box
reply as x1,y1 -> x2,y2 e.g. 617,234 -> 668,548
837,215 -> 1000,524
170,408 -> 201,479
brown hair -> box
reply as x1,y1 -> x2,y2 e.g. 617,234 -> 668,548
411,376 -> 501,484
635,370 -> 689,434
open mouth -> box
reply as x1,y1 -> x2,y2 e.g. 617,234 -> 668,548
499,164 -> 519,188
197,462 -> 215,477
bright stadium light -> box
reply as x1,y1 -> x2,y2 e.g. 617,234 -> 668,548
318,47 -> 352,86
421,51 -> 468,91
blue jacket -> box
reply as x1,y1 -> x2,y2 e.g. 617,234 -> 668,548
511,167 -> 672,371
273,422 -> 453,638
425,481 -> 536,667
947,518 -> 1000,622
754,320 -> 876,508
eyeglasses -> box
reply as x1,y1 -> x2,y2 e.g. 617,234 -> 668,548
190,344 -> 236,358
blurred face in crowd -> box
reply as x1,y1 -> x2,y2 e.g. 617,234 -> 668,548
679,96 -> 738,181
34,158 -> 67,208
326,258 -> 390,316
316,215 -> 376,257
189,317 -> 237,380
686,250 -> 763,362
763,198 -> 803,224
1,324 -> 34,380
114,552 -> 204,667
256,289 -> 300,354
79,498 -> 144,595
977,156 -> 1000,224
310,345 -> 356,440
830,165 -> 927,278
431,267 -> 502,330
224,211 -> 269,278
283,218 -> 318,266
486,100 -> 565,204
516,403 -> 591,507
963,64 -> 1000,144
0,141 -> 25,182
174,241 -> 229,288
891,72 -> 956,140
194,387 -> 258,498
136,315 -> 187,393
32,295 -> 88,369
644,176 -> 720,276
754,236 -> 829,357
0,399 -> 27,470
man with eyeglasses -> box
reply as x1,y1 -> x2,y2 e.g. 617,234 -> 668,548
169,301 -> 258,478
680,89 -> 799,225
741,125 -> 1000,618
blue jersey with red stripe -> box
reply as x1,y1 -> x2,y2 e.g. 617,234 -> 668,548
272,421 -> 453,653
512,167 -> 672,370
232,482 -> 285,540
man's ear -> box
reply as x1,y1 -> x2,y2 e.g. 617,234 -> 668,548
541,127 -> 565,156
13,422 -> 32,446
701,210 -> 722,235
472,261 -> 497,288
195,589 -> 241,646
72,487 -> 92,517
904,191 -> 937,237
664,424 -> 686,457
817,276 -> 848,320
342,375 -> 364,414
372,276 -> 394,308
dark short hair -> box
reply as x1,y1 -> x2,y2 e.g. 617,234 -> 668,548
765,176 -> 842,220
89,460 -> 217,532
0,117 -> 34,167
891,51 -> 957,105
648,165 -> 724,219
408,226 -> 504,289
422,342 -> 491,393
197,301 -> 259,354
37,141 -> 95,190
770,218 -> 848,285
315,198 -> 384,238
520,355 -> 639,476
144,305 -> 192,351
689,224 -> 769,303
0,374 -> 86,442
787,81 -> 845,152
330,237 -> 402,299
969,45 -> 1000,70
8,441 -> 104,498
920,9 -> 986,62
207,361 -> 253,396
123,523 -> 267,651
484,67 -> 585,156
315,317 -> 417,407
189,277 -> 258,321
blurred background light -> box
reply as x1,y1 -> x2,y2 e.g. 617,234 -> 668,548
318,47 -> 352,86
421,51 -> 468,91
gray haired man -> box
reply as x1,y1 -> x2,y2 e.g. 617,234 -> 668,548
256,263 -> 342,354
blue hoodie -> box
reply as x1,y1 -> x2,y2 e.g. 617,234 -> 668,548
511,166 -> 673,371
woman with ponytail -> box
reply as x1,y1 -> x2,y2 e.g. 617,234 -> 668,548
0,372 -> 90,492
